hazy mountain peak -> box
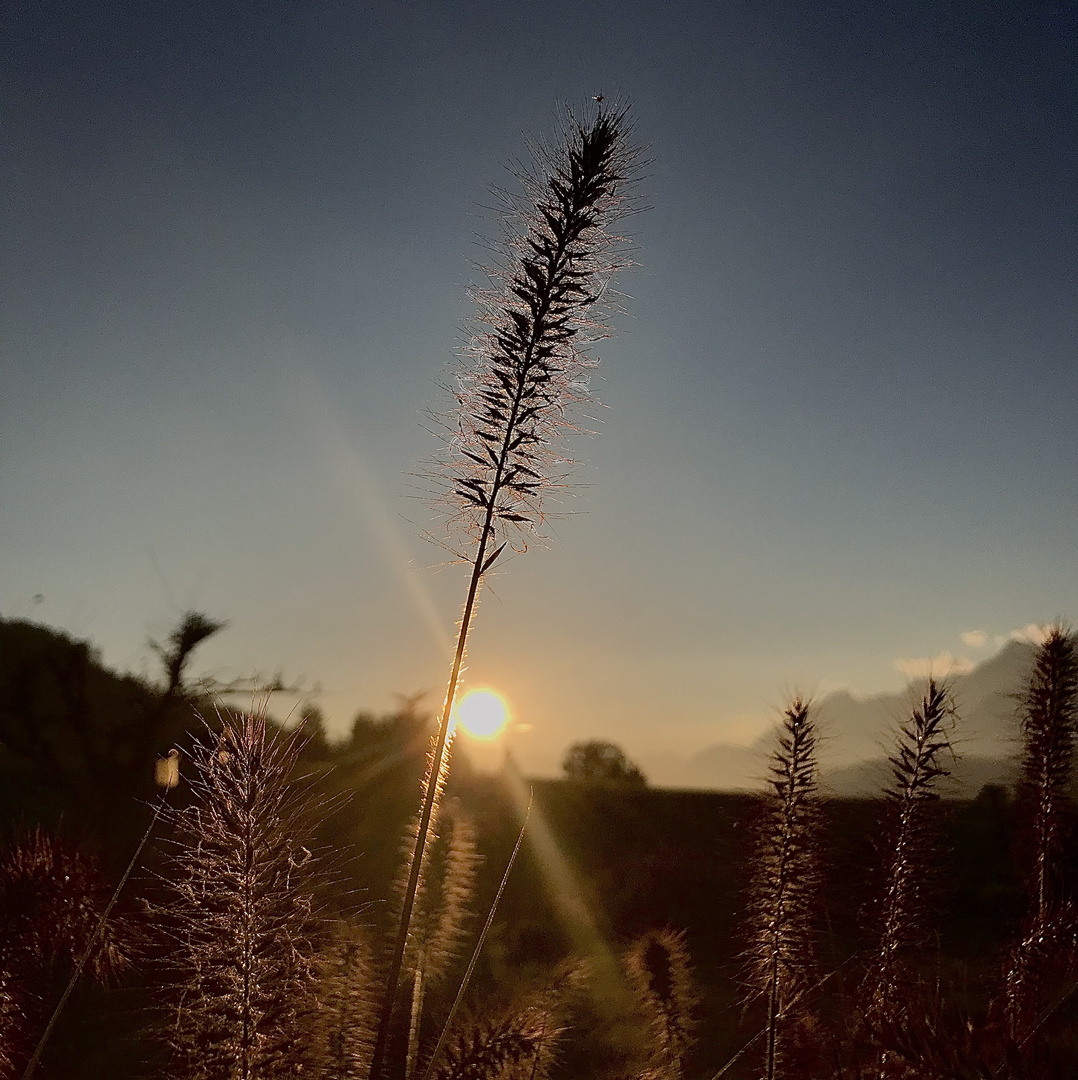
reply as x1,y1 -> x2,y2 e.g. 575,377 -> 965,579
679,640 -> 1037,793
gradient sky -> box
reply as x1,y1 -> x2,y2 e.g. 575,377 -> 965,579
3,0 -> 1075,778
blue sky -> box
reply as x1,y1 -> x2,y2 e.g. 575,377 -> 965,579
3,0 -> 1075,777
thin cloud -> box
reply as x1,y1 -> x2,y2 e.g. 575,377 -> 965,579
1007,623 -> 1052,645
894,652 -> 975,679
960,630 -> 988,648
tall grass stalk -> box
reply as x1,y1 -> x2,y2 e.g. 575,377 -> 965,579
864,678 -> 953,1074
313,923 -> 378,1080
744,698 -> 822,1080
158,709 -> 320,1080
624,927 -> 696,1080
395,803 -> 480,1078
1001,625 -> 1078,1043
370,102 -> 641,1080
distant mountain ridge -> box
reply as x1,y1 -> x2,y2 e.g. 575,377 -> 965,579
670,640 -> 1036,795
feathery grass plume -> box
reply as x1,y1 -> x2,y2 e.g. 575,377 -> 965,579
623,928 -> 696,1080
858,679 -> 955,1076
743,697 -> 823,1080
1000,625 -> 1078,1045
312,922 -> 379,1080
372,101 -> 642,1080
157,708 -> 321,1080
427,966 -> 582,1080
427,1008 -> 561,1080
867,682 -> 954,1015
395,802 -> 481,1078
396,802 -> 480,984
0,829 -> 131,1080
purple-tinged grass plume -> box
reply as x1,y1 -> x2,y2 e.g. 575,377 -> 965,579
862,678 -> 955,1075
371,101 -> 642,1080
624,927 -> 696,1080
1000,625 -> 1078,1047
743,697 -> 824,1080
157,708 -> 322,1080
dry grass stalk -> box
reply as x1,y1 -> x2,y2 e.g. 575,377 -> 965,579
1000,625 -> 1078,1046
857,679 -> 955,1077
427,1008 -> 561,1080
312,922 -> 379,1080
868,682 -> 954,1012
158,708 -> 321,1080
395,802 -> 480,1078
743,697 -> 823,1080
624,928 -> 696,1080
371,102 -> 641,1079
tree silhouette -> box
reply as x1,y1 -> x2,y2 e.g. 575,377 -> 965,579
562,740 -> 647,788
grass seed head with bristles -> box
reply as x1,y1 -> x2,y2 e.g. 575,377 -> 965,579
1014,625 -> 1078,924
373,103 -> 645,1080
854,678 -> 956,1079
311,921 -> 379,1080
427,965 -> 583,1080
395,801 -> 481,1080
866,678 -> 955,1019
427,1008 -> 562,1080
742,696 -> 824,1080
430,100 -> 644,557
999,624 -> 1078,1044
396,801 -> 481,988
156,707 -> 323,1080
624,928 -> 697,1080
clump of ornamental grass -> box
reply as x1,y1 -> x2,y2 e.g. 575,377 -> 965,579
623,927 -> 696,1080
0,829 -> 131,1080
998,625 -> 1078,1051
156,708 -> 323,1080
742,697 -> 824,1080
859,678 -> 956,1075
371,100 -> 643,1080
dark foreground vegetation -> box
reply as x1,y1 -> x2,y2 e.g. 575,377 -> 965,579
1,613 -> 1076,1080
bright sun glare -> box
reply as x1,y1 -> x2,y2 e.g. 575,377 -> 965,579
453,689 -> 509,740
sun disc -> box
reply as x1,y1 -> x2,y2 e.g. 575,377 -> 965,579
454,689 -> 509,740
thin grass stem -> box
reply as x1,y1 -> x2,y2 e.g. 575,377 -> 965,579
421,795 -> 532,1080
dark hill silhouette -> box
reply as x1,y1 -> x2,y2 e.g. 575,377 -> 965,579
0,616 -> 211,864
